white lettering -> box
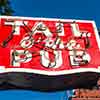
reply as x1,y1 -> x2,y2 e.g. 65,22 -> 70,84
69,50 -> 91,66
56,22 -> 64,36
5,21 -> 28,35
40,50 -> 62,68
11,50 -> 32,66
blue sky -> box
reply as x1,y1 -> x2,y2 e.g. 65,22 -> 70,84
10,0 -> 100,28
0,0 -> 99,100
0,90 -> 68,100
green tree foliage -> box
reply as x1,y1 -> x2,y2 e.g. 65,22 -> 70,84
0,0 -> 14,15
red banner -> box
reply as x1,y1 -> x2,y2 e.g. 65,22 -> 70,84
0,16 -> 100,76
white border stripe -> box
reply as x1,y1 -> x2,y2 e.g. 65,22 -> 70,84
92,21 -> 100,50
0,68 -> 99,75
0,15 -> 94,23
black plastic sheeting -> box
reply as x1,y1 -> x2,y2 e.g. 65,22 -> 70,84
0,72 -> 99,91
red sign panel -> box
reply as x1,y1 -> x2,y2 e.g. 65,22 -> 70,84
0,16 -> 100,76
